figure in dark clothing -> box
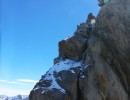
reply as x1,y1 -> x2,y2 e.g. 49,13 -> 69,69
86,13 -> 96,25
86,13 -> 96,33
98,0 -> 104,6
98,0 -> 109,6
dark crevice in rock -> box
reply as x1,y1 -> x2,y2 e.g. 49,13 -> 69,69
98,90 -> 106,100
76,72 -> 83,100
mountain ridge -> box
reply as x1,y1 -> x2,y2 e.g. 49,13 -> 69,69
29,0 -> 130,99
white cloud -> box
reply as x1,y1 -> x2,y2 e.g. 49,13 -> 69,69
0,79 -> 37,96
0,79 -> 38,85
0,80 -> 28,85
0,80 -> 7,82
17,79 -> 38,83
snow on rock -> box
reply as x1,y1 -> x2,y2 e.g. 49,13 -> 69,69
34,59 -> 82,94
48,59 -> 82,73
70,70 -> 75,74
64,36 -> 72,40
81,75 -> 85,79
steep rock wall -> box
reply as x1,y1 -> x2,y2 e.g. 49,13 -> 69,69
29,0 -> 130,100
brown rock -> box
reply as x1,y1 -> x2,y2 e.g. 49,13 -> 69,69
59,35 -> 87,61
29,0 -> 130,100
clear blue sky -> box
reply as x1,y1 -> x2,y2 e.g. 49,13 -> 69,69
0,0 -> 99,96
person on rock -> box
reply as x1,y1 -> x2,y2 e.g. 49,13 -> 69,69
98,0 -> 109,6
86,13 -> 96,33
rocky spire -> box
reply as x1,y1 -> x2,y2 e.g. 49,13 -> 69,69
29,0 -> 130,99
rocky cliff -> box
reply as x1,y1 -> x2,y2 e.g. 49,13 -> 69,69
29,0 -> 130,100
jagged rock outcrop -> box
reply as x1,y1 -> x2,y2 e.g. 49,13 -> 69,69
58,32 -> 87,61
29,0 -> 130,100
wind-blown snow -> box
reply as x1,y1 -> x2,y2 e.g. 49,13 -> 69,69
34,59 -> 82,94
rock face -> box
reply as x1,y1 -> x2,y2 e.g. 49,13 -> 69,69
58,34 -> 87,61
29,0 -> 130,100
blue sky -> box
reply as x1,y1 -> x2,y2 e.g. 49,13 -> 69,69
0,0 -> 99,96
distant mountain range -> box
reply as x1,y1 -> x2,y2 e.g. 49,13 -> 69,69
0,95 -> 28,100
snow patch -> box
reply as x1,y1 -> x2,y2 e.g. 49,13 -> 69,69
81,75 -> 85,78
70,70 -> 75,74
64,36 -> 72,40
33,86 -> 40,91
37,59 -> 82,94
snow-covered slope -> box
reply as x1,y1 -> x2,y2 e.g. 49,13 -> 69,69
30,57 -> 91,100
33,59 -> 85,94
